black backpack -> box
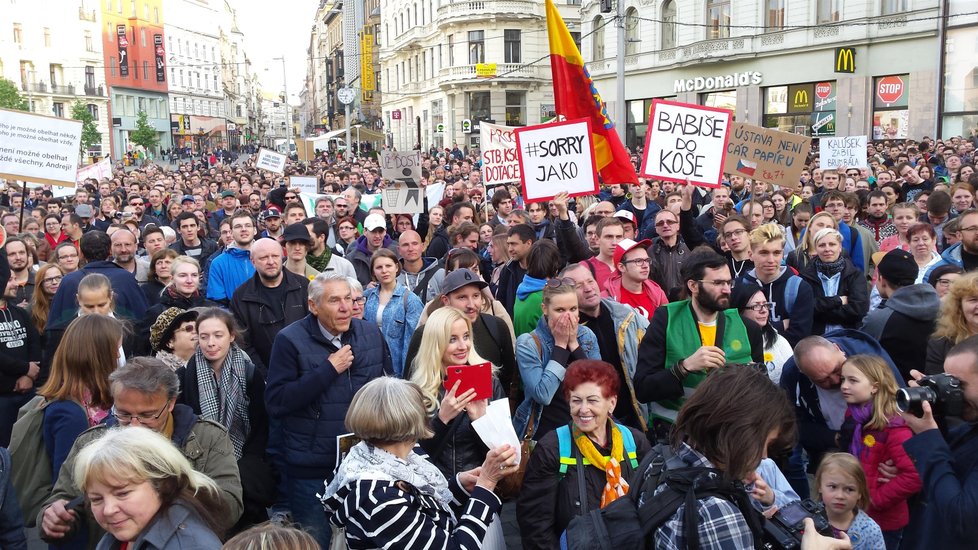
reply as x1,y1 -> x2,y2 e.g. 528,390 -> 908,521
559,444 -> 766,550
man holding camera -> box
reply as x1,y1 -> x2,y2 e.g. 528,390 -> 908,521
900,335 -> 978,549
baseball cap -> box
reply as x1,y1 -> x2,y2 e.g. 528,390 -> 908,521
364,213 -> 386,232
180,194 -> 195,204
874,249 -> 919,286
261,206 -> 282,219
75,204 -> 94,218
614,210 -> 637,227
613,238 -> 652,267
441,268 -> 488,295
220,190 -> 236,199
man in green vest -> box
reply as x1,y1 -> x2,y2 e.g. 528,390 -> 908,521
633,249 -> 764,439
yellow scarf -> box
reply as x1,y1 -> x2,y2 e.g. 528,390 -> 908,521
573,424 -> 630,507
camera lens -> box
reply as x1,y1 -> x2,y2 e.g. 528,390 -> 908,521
896,386 -> 937,415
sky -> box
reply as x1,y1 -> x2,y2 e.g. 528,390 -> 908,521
234,0 -> 321,106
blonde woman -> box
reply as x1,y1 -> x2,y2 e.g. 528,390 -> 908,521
799,228 -> 868,335
926,271 -> 978,374
786,211 -> 838,273
73,427 -> 227,549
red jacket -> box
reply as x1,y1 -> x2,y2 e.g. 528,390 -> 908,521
44,231 -> 67,250
846,412 -> 922,531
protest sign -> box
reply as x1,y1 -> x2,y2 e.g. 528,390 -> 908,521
515,118 -> 597,202
641,100 -> 732,188
380,150 -> 422,183
295,139 -> 317,162
360,193 -> 382,211
723,123 -> 810,189
76,157 -> 112,185
256,147 -> 287,174
289,175 -> 319,195
819,136 -> 868,170
383,183 -> 424,215
0,108 -> 82,187
480,122 -> 520,186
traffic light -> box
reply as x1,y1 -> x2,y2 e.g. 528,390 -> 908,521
600,0 -> 613,13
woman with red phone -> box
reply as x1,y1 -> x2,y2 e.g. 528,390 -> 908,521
410,307 -> 508,550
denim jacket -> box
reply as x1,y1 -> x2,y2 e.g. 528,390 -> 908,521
363,284 -> 424,377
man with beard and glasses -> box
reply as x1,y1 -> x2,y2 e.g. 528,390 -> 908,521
633,249 -> 764,439
110,228 -> 150,282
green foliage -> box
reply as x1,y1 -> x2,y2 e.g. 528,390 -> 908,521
70,101 -> 102,154
0,78 -> 28,111
129,111 -> 159,150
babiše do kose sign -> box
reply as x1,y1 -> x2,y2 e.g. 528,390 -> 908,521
654,109 -> 727,178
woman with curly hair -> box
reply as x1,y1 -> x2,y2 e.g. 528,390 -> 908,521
29,263 -> 63,334
926,271 -> 978,374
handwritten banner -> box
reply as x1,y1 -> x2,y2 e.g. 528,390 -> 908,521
819,136 -> 867,170
480,122 -> 520,186
515,118 -> 598,202
256,147 -> 287,174
0,108 -> 82,187
723,123 -> 810,189
380,150 -> 422,183
641,99 -> 732,188
383,183 -> 424,214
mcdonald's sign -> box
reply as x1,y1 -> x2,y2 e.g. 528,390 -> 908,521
835,47 -> 856,73
788,84 -> 813,113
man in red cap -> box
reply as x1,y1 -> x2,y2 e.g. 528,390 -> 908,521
603,238 -> 667,320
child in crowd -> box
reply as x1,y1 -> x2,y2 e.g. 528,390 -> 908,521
839,355 -> 921,549
815,453 -> 885,550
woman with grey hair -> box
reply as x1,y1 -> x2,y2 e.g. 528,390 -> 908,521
799,227 -> 869,335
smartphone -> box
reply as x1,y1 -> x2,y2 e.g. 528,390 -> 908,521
443,362 -> 492,401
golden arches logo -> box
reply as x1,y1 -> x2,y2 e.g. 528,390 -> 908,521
835,48 -> 855,73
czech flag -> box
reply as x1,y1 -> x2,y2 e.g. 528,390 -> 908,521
736,159 -> 757,177
546,0 -> 637,185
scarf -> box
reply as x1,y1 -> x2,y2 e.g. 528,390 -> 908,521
166,286 -> 200,303
155,350 -> 187,371
847,402 -> 874,459
573,423 -> 630,507
814,255 -> 847,277
307,247 -> 333,272
193,345 -> 251,459
321,441 -> 453,507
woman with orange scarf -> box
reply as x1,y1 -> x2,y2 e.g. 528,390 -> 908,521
517,360 -> 651,549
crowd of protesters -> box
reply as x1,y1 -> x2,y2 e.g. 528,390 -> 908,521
0,135 -> 977,549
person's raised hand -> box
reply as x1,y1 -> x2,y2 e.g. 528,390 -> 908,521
438,380 -> 477,424
477,444 -> 518,492
901,399 -> 939,434
801,518 -> 852,549
328,345 -> 354,374
41,500 -> 77,540
552,191 -> 570,219
683,346 -> 726,372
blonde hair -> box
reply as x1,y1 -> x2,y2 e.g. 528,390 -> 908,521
749,223 -> 785,249
223,522 -> 319,550
345,377 -> 433,444
842,355 -> 900,431
813,227 -> 843,245
170,255 -> 200,277
815,453 -> 870,510
409,307 -> 487,412
934,271 -> 978,343
798,212 -> 838,255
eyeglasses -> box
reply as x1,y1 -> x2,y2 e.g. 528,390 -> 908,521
698,279 -> 733,288
959,226 -> 978,233
42,275 -> 63,285
339,225 -> 355,231
285,195 -> 297,200
745,302 -> 773,312
545,277 -> 577,289
936,278 -> 955,286
655,219 -> 678,227
722,229 -> 748,239
129,201 -> 143,206
232,223 -> 254,230
111,398 -> 171,424
175,324 -> 196,333
622,257 -> 651,266
352,296 -> 366,306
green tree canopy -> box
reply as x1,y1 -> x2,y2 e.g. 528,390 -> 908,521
129,111 -> 159,151
70,101 -> 102,156
0,78 -> 28,111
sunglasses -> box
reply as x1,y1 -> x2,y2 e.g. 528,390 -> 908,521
545,277 -> 577,289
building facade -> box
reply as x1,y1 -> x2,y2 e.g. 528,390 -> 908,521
219,0 -> 259,151
379,0 -> 580,151
583,0 -> 942,151
940,1 -> 978,137
0,0 -> 111,161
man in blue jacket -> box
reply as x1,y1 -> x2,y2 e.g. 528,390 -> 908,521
265,273 -> 393,549
901,335 -> 978,549
206,210 -> 257,306
780,329 -> 904,498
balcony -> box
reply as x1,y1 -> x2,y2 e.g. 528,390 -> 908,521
437,0 -> 543,26
21,81 -> 47,93
438,63 -> 547,86
84,84 -> 105,96
78,6 -> 96,21
51,84 -> 76,96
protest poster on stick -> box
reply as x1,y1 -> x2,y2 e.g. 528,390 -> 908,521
723,123 -> 810,189
0,108 -> 82,187
289,175 -> 319,195
383,183 -> 424,215
380,150 -> 422,183
515,118 -> 598,203
480,122 -> 520,186
641,100 -> 732,188
256,148 -> 287,174
76,157 -> 113,185
819,136 -> 868,170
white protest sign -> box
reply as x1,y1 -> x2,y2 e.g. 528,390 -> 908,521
380,150 -> 422,183
820,136 -> 868,170
480,122 -> 520,186
256,147 -> 287,174
0,108 -> 82,187
76,157 -> 113,185
515,118 -> 598,203
382,183 -> 424,214
640,99 -> 732,188
289,175 -> 319,195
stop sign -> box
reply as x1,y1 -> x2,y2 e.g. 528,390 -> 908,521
877,76 -> 905,105
815,82 -> 832,99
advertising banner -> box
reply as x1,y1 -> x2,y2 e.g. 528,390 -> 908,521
117,25 -> 129,77
154,34 -> 166,82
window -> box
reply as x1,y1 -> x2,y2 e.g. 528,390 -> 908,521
942,27 -> 978,136
236,104 -> 243,117
13,23 -> 22,44
571,32 -> 582,52
144,3 -> 149,19
110,56 -> 117,77
468,30 -> 484,64
196,72 -> 201,88
662,0 -> 677,49
49,64 -> 59,86
170,68 -> 174,83
141,28 -> 146,47
138,97 -> 146,113
87,104 -> 99,120
874,74 -> 910,139
468,91 -> 491,123
767,0 -> 784,29
214,75 -> 219,90
130,0 -> 136,16
706,0 -> 731,39
764,82 -> 836,137
179,70 -> 184,86
881,0 -> 907,15
505,91 -> 525,126
504,30 -> 521,63
143,61 -> 149,80
154,7 -> 159,23
108,22 -> 114,42
592,17 -> 605,61
85,66 -> 95,88
52,102 -> 64,117
817,0 -> 840,23
43,27 -> 51,47
85,30 -> 94,51
448,34 -> 454,66
625,8 -> 639,55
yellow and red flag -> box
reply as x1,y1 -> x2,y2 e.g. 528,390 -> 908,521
546,0 -> 637,185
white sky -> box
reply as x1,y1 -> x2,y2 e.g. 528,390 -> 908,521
234,0 -> 321,106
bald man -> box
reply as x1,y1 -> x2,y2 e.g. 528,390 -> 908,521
397,229 -> 444,303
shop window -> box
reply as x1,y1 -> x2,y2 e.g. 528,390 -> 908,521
873,74 -> 909,139
505,91 -> 525,126
763,82 -> 836,136
701,90 -> 737,112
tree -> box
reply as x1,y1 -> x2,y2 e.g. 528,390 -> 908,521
0,78 -> 28,111
129,110 -> 159,151
70,101 -> 102,158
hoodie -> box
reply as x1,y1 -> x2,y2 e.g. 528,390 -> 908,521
397,257 -> 445,305
346,235 -> 398,287
0,254 -> 40,396
861,284 -> 941,383
513,275 -> 547,337
740,267 -> 815,347
205,247 -> 255,305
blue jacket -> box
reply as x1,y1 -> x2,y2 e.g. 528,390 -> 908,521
922,241 -> 965,283
265,315 -> 393,478
902,425 -> 978,549
46,261 -> 149,329
43,401 -> 89,482
362,285 -> 423,377
780,329 -> 903,459
205,247 -> 255,304
0,448 -> 26,550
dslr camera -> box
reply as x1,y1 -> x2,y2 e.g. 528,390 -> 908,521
762,499 -> 832,550
896,373 -> 964,418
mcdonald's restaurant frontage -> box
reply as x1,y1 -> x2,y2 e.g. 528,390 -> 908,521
622,37 -> 939,151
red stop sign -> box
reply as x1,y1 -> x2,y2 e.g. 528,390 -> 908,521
877,76 -> 905,105
815,82 -> 832,99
